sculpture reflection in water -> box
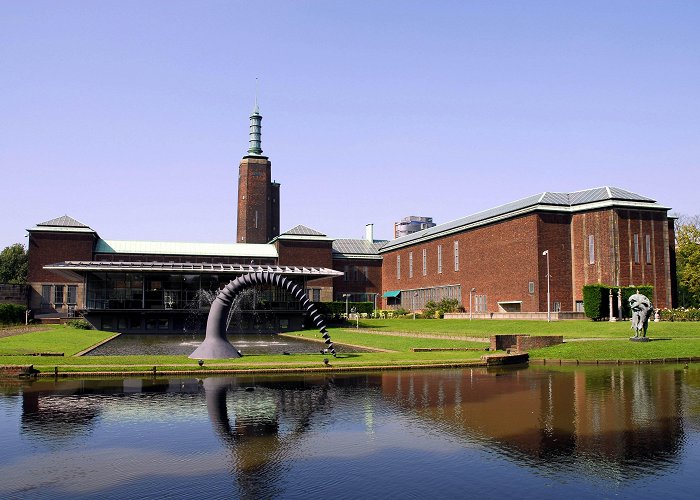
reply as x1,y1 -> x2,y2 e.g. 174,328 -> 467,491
190,272 -> 336,359
203,376 -> 334,498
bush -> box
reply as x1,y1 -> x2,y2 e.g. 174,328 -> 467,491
65,318 -> 93,330
658,307 -> 700,322
421,298 -> 462,319
0,303 -> 26,325
583,284 -> 654,320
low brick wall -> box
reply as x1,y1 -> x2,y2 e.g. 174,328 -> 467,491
446,312 -> 586,321
490,334 -> 564,352
490,334 -> 527,351
517,335 -> 563,351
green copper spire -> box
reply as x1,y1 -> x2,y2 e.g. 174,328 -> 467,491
247,80 -> 263,156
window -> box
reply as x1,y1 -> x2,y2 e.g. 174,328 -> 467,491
409,252 -> 413,278
528,281 -> 535,294
67,285 -> 77,305
475,294 -> 487,312
344,265 -> 349,282
553,301 -> 561,312
588,235 -> 595,264
422,249 -> 427,276
645,235 -> 652,264
54,285 -> 65,305
41,285 -> 52,305
397,255 -> 401,280
576,301 -> 584,312
454,241 -> 459,271
634,234 -> 639,263
437,245 -> 442,274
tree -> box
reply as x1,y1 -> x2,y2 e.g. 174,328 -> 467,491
676,215 -> 700,307
0,243 -> 28,284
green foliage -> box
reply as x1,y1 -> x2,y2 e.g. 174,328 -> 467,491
65,319 -> 93,329
583,284 -> 607,320
0,303 -> 26,325
583,284 -> 653,320
312,301 -> 374,317
421,298 -> 463,319
677,216 -> 700,307
0,243 -> 28,284
658,307 -> 700,322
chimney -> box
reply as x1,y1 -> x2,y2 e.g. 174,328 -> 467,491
365,223 -> 374,242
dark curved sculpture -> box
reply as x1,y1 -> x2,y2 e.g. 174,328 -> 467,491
189,272 -> 336,359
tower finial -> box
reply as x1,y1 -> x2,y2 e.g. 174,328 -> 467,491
247,78 -> 263,156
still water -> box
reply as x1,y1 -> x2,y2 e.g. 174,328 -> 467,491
84,333 -> 370,356
1,365 -> 699,499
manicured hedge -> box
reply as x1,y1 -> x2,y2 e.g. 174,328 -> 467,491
0,303 -> 27,325
583,284 -> 654,320
312,301 -> 374,317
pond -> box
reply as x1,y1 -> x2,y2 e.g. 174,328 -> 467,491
84,333 -> 370,356
1,364 -> 699,499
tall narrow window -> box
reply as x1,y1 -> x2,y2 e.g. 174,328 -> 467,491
588,235 -> 595,265
363,266 -> 368,282
633,234 -> 639,264
409,252 -> 413,278
41,285 -> 52,305
254,210 -> 258,228
437,245 -> 442,274
422,249 -> 427,276
54,285 -> 64,305
397,255 -> 401,280
454,241 -> 459,271
344,265 -> 349,282
67,285 -> 77,305
645,235 -> 652,264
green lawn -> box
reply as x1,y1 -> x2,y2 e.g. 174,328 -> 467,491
1,320 -> 700,375
354,318 -> 700,339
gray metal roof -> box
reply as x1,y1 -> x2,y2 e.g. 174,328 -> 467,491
37,215 -> 90,228
332,239 -> 387,259
282,225 -> 327,237
380,186 -> 667,253
44,261 -> 343,280
95,239 -> 278,258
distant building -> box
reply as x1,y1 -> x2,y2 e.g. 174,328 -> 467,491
394,216 -> 436,239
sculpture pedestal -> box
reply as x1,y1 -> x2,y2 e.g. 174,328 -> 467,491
629,337 -> 651,342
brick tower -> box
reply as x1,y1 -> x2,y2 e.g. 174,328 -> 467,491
236,102 -> 280,243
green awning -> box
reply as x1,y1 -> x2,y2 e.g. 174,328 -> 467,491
382,290 -> 401,298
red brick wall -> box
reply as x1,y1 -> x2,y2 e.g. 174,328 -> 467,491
332,257 -> 383,299
28,232 -> 95,283
381,214 -> 542,312
537,213 -> 573,311
571,209 -> 618,302
276,239 -> 335,290
236,157 -> 273,244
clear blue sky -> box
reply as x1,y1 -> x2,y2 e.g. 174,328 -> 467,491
1,1 -> 698,250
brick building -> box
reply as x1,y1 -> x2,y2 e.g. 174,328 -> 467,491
24,107 -> 677,329
379,187 -> 676,315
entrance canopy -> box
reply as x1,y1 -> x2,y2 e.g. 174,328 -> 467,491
382,290 -> 401,298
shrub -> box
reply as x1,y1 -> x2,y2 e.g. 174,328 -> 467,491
0,303 -> 26,325
65,318 -> 93,329
658,307 -> 700,322
583,284 -> 654,320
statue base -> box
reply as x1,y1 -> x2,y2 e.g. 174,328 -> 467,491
629,337 -> 651,342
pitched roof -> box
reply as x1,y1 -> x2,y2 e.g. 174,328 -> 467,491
332,239 -> 386,259
380,186 -> 668,253
282,225 -> 327,237
37,215 -> 90,228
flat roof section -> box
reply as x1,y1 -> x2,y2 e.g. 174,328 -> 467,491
95,239 -> 278,258
44,261 -> 343,281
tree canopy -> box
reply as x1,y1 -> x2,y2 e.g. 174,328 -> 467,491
676,215 -> 700,307
0,243 -> 28,284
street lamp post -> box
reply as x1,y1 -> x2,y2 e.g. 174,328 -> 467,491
343,294 -> 350,318
542,250 -> 551,322
412,292 -> 418,320
469,287 -> 476,320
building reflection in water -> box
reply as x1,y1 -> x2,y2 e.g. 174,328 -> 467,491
380,365 -> 684,479
13,365 -> 688,485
